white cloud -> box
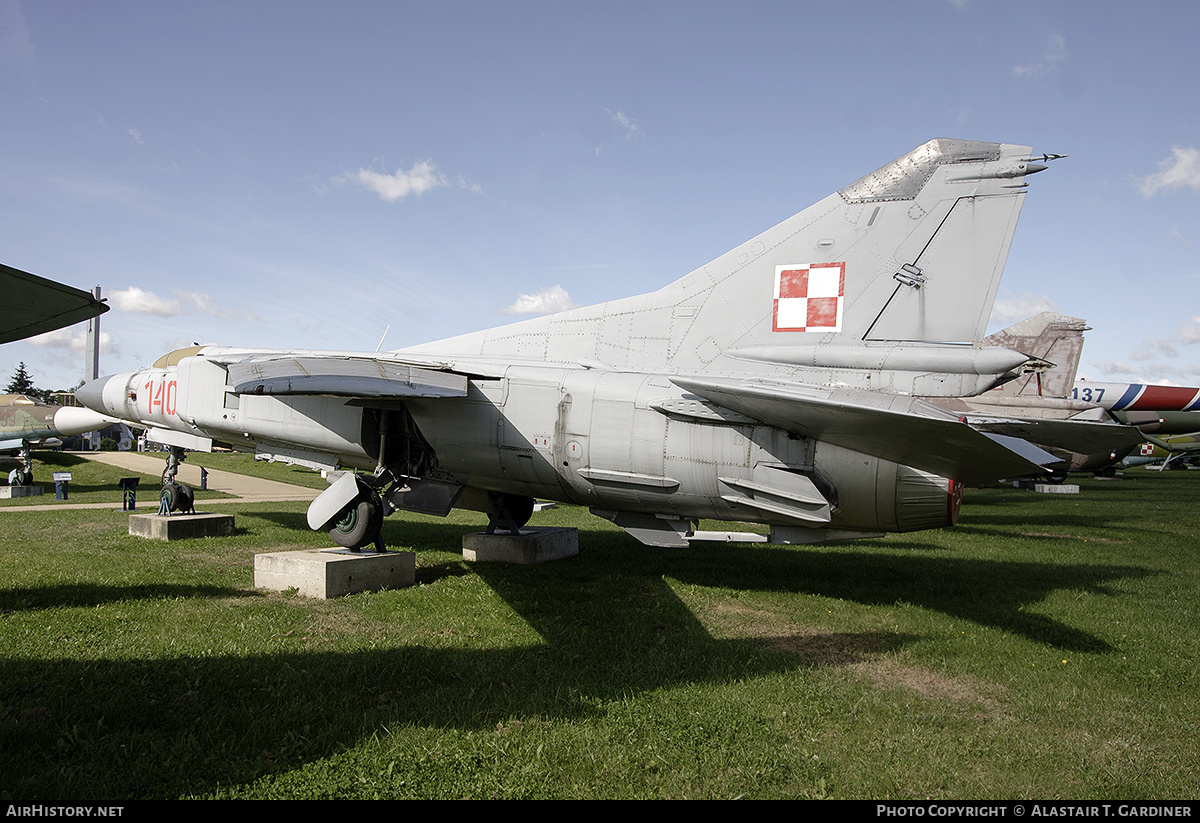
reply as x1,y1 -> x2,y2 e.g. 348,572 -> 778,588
127,127 -> 145,146
176,290 -> 261,322
1132,338 -> 1180,362
1013,35 -> 1065,78
1088,357 -> 1200,385
109,286 -> 181,316
606,108 -> 642,138
27,327 -> 113,358
107,286 -> 261,321
23,327 -> 119,386
988,291 -> 1060,328
1128,316 -> 1200,362
500,285 -> 579,315
340,160 -> 447,202
1135,146 -> 1200,199
1093,315 -> 1200,384
456,174 -> 482,194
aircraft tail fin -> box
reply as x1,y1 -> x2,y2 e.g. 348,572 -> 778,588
408,139 -> 1053,377
983,312 -> 1089,398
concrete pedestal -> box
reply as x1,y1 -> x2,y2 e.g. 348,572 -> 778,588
254,548 -> 415,599
1033,483 -> 1080,494
462,527 -> 579,565
128,512 -> 236,540
0,485 -> 43,499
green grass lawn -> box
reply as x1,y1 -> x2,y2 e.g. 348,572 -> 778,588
0,451 -> 236,506
0,464 -> 1197,799
0,449 -> 329,508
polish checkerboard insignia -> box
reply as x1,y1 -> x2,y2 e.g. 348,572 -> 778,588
772,262 -> 845,333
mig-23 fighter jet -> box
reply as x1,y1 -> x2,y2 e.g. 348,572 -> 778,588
77,138 -> 1061,549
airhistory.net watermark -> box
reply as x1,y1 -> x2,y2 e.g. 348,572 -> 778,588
6,808 -> 124,818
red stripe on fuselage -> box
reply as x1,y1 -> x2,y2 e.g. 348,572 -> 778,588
1126,386 -> 1200,411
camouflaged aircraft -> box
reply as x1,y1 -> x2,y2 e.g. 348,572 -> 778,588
1,394 -> 113,485
1126,434 -> 1200,470
76,138 -> 1064,549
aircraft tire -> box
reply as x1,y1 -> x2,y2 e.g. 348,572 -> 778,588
491,492 -> 535,529
175,482 -> 194,513
162,479 -> 177,513
160,481 -> 195,513
328,488 -> 384,549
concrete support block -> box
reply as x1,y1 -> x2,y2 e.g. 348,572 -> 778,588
462,527 -> 579,565
254,549 -> 415,599
1033,483 -> 1080,494
0,485 -> 43,499
128,512 -> 236,540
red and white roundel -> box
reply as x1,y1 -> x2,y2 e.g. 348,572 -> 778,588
773,262 -> 845,333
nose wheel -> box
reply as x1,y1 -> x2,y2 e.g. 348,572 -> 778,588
159,481 -> 195,514
157,446 -> 195,514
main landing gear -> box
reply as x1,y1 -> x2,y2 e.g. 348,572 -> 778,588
484,492 -> 534,535
10,445 -> 34,487
327,481 -> 385,551
314,477 -> 536,552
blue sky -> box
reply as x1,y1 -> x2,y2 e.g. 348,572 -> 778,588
3,0 -> 1199,393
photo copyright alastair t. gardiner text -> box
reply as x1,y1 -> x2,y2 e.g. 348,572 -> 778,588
874,805 -> 1196,818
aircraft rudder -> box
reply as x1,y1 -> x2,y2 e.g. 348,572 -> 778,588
685,139 -> 1048,363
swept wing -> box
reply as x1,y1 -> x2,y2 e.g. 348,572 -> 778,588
0,263 -> 108,345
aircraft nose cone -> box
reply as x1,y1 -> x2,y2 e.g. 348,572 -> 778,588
74,375 -> 120,415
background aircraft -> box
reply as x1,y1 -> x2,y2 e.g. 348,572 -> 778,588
925,313 -> 1145,475
78,139 -> 1060,549
0,263 -> 107,346
1071,380 -> 1200,436
1,394 -> 115,485
935,316 -> 1200,475
1120,434 -> 1200,471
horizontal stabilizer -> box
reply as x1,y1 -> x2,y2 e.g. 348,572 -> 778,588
967,415 -> 1145,456
672,375 -> 1057,484
1144,434 -> 1200,453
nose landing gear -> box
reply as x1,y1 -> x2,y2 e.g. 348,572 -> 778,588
158,446 -> 195,515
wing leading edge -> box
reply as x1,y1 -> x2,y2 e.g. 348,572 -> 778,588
0,263 -> 108,345
222,355 -> 468,398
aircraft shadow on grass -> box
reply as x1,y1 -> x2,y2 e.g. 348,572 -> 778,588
0,518 -> 1151,798
0,582 -> 253,613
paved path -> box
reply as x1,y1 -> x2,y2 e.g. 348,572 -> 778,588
0,451 -> 321,511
